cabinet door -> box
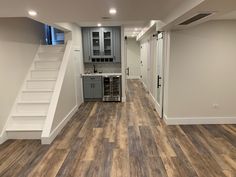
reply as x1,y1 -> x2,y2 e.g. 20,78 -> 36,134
82,28 -> 91,63
93,81 -> 102,98
102,28 -> 113,58
83,82 -> 93,99
112,27 -> 121,63
90,28 -> 102,58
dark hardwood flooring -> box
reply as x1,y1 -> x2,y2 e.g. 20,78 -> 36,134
0,80 -> 236,177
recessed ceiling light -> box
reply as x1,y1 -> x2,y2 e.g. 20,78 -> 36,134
97,23 -> 102,27
109,8 -> 117,15
28,10 -> 37,16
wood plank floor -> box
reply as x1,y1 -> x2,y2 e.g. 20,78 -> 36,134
0,79 -> 236,177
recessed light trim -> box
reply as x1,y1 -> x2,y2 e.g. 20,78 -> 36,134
97,23 -> 102,27
109,8 -> 117,15
28,10 -> 37,16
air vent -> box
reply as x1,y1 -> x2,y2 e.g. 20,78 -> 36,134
102,17 -> 112,20
179,13 -> 212,25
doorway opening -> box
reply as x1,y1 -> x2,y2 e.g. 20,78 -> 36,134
44,25 -> 65,45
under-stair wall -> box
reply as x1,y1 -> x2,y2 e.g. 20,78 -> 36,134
0,18 -> 45,144
41,40 -> 79,144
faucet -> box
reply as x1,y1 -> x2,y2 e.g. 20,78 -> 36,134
93,64 -> 97,73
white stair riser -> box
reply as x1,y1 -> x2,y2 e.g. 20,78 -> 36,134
26,81 -> 56,90
37,53 -> 63,60
6,131 -> 42,139
10,117 -> 45,124
31,70 -> 58,79
20,92 -> 53,102
39,46 -> 65,53
16,103 -> 49,114
35,61 -> 61,70
11,117 -> 45,122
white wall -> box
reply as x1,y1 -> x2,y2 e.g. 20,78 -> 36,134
0,18 -> 44,134
50,23 -> 84,133
167,20 -> 236,119
57,23 -> 84,104
127,38 -> 141,79
51,51 -> 77,131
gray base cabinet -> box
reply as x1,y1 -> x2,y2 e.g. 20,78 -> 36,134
83,76 -> 102,100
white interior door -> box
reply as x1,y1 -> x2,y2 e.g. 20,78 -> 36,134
73,46 -> 83,106
156,33 -> 164,117
140,43 -> 145,83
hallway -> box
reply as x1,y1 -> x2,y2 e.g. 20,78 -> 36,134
0,80 -> 235,177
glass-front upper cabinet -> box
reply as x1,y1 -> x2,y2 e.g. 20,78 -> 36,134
102,28 -> 113,58
91,29 -> 101,58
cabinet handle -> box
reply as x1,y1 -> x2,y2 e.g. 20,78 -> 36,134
89,56 -> 91,61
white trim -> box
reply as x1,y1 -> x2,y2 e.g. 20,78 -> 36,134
164,115 -> 236,125
0,132 -> 7,144
41,105 -> 78,144
141,81 -> 148,92
7,131 -> 42,140
127,76 -> 140,79
149,92 -> 163,118
122,96 -> 126,102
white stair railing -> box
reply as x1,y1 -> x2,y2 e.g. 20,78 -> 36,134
41,40 -> 72,144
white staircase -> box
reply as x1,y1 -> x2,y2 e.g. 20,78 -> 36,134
5,45 -> 65,139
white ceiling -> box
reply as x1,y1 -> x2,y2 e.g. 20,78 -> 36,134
0,0 -> 191,26
217,10 -> 236,20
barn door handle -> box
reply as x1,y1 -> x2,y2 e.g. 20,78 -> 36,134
126,67 -> 130,76
157,75 -> 162,88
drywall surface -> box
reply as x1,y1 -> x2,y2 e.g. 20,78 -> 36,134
127,38 -> 141,79
168,20 -> 236,118
0,17 -> 44,133
51,50 -> 77,131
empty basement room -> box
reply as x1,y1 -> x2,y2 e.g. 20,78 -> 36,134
0,0 -> 236,176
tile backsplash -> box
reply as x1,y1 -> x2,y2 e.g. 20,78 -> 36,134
84,63 -> 121,73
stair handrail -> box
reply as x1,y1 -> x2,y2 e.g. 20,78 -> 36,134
41,40 -> 72,142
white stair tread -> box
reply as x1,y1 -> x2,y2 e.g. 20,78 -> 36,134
12,112 -> 47,117
18,101 -> 50,104
38,51 -> 64,53
27,79 -> 57,81
22,89 -> 54,92
35,59 -> 62,62
6,124 -> 44,131
31,69 -> 59,71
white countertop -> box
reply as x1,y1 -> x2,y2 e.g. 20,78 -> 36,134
82,73 -> 122,77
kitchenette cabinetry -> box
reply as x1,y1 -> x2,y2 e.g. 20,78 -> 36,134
82,74 -> 122,102
83,76 -> 102,100
82,26 -> 121,63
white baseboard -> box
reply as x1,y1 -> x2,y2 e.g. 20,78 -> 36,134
41,105 -> 78,144
122,96 -> 126,102
127,76 -> 140,79
149,93 -> 157,108
7,131 -> 42,140
164,115 -> 236,125
141,81 -> 149,93
0,132 -> 7,144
